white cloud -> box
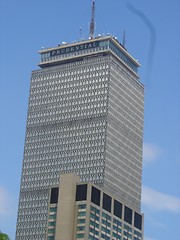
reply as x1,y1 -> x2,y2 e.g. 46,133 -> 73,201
143,143 -> 162,164
144,237 -> 156,240
142,186 -> 180,213
0,186 -> 12,216
0,186 -> 8,215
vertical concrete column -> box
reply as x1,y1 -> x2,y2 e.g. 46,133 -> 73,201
55,173 -> 80,240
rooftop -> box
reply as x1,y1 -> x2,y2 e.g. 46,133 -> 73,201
38,35 -> 140,75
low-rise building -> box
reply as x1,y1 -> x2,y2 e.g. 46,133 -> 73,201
47,173 -> 143,240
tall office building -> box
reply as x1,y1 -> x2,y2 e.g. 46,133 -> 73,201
16,35 -> 144,239
46,173 -> 143,240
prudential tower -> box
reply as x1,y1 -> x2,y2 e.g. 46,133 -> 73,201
16,1 -> 144,239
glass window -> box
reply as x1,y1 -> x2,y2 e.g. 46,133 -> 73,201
76,233 -> 84,238
77,226 -> 85,231
90,206 -> 100,214
78,211 -> 86,217
49,214 -> 56,220
78,218 -> 86,224
91,186 -> 101,206
78,204 -> 86,209
113,232 -> 121,239
114,200 -> 122,218
124,206 -> 132,224
48,229 -> 55,234
103,193 -> 111,213
50,187 -> 59,204
48,236 -> 55,240
48,221 -> 56,227
90,212 -> 99,221
50,207 -> 57,213
134,212 -> 142,230
101,233 -> 110,240
76,184 -> 87,201
134,230 -> 142,238
124,224 -> 132,232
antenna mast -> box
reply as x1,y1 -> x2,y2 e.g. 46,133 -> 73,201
89,0 -> 95,39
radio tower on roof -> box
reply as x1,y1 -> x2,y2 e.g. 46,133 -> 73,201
89,0 -> 95,39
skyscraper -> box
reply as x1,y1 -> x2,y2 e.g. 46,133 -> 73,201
16,34 -> 144,239
16,35 -> 144,239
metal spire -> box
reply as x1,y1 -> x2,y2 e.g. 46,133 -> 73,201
89,0 -> 95,39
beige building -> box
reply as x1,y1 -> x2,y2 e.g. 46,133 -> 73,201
47,173 -> 143,240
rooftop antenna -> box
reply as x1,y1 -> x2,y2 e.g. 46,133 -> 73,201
123,29 -> 126,47
89,0 -> 95,39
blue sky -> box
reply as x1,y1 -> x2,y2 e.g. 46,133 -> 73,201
0,0 -> 180,239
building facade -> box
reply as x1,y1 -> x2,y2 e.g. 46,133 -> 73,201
47,173 -> 143,240
16,36 -> 144,240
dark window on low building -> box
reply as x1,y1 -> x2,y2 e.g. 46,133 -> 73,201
134,212 -> 142,230
124,206 -> 132,224
91,186 -> 101,206
50,187 -> 59,204
103,193 -> 111,213
114,199 -> 122,218
76,184 -> 87,201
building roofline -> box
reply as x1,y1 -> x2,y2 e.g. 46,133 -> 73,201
39,35 -> 140,67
